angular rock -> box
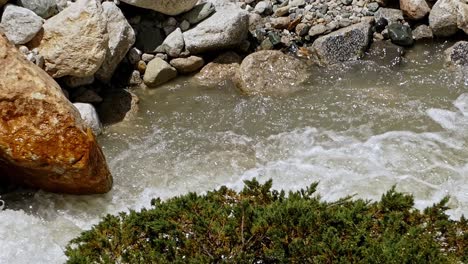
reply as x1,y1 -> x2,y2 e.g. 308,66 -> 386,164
95,2 -> 136,82
155,28 -> 184,58
445,41 -> 468,68
412,24 -> 433,40
235,50 -> 309,96
17,0 -> 58,18
170,56 -> 205,74
312,21 -> 373,65
0,33 -> 112,194
143,58 -> 177,87
183,7 -> 249,54
195,52 -> 242,85
399,0 -> 430,20
180,2 -> 215,24
375,8 -> 405,24
0,5 -> 43,45
429,0 -> 458,37
74,103 -> 103,136
387,23 -> 414,46
120,0 -> 198,15
38,0 -> 108,78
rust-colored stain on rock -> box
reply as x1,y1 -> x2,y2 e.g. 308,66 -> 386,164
0,33 -> 112,194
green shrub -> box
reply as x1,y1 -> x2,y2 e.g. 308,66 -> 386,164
66,179 -> 467,263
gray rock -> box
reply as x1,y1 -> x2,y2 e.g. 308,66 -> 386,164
236,50 -> 309,96
155,28 -> 184,58
367,2 -> 379,12
180,2 -> 215,24
365,40 -> 405,66
308,24 -> 327,37
73,103 -> 103,136
387,23 -> 414,46
96,2 -> 136,82
180,20 -> 191,31
412,24 -> 433,40
255,1 -> 273,15
142,53 -> 155,62
375,8 -> 404,24
143,58 -> 178,87
445,41 -> 468,68
120,0 -> 198,15
0,5 -> 43,45
170,56 -> 205,74
184,7 -> 249,54
312,21 -> 373,65
429,0 -> 458,37
17,0 -> 58,18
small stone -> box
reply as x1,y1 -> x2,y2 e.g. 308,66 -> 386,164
308,24 -> 327,37
137,60 -> 147,73
0,4 -> 44,45
255,1 -> 273,15
17,0 -> 58,18
170,56 -> 205,74
375,8 -> 404,24
367,2 -> 379,12
271,17 -> 290,29
128,70 -> 142,86
142,53 -> 155,62
128,47 -> 142,65
180,20 -> 190,31
296,23 -> 311,36
143,58 -> 178,87
412,24 -> 433,40
156,27 -> 185,57
73,103 -> 103,136
274,6 -> 289,17
387,23 -> 414,46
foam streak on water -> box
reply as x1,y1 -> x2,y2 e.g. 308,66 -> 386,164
1,42 -> 468,263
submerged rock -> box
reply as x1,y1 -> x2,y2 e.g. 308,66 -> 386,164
312,21 -> 373,65
183,7 -> 249,54
95,2 -> 136,82
445,41 -> 468,68
235,50 -> 309,96
38,0 -> 108,78
98,89 -> 139,125
120,0 -> 198,15
143,58 -> 178,87
195,51 -> 242,85
365,40 -> 405,66
0,4 -> 43,45
0,33 -> 112,194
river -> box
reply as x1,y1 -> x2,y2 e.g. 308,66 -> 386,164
1,41 -> 467,263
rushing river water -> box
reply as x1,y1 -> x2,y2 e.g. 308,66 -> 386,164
1,42 -> 468,263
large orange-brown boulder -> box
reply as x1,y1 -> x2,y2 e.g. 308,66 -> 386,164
0,33 -> 113,194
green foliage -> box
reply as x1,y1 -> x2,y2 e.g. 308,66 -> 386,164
66,179 -> 467,263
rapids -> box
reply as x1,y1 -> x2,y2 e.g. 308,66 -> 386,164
1,41 -> 467,263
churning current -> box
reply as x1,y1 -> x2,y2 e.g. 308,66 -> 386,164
1,42 -> 467,264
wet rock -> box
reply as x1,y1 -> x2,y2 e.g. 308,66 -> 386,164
236,50 -> 308,96
183,7 -> 249,54
120,0 -> 198,15
74,103 -> 103,136
98,89 -> 139,125
155,28 -> 184,58
429,0 -> 458,37
399,0 -> 430,20
387,23 -> 414,46
180,2 -> 215,25
365,40 -> 405,66
170,56 -> 205,74
195,51 -> 242,85
143,58 -> 178,87
17,0 -> 58,18
412,24 -> 433,40
38,0 -> 107,78
0,32 -> 112,194
312,21 -> 373,65
445,41 -> 468,68
95,2 -> 135,82
375,8 -> 405,24
0,5 -> 43,45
